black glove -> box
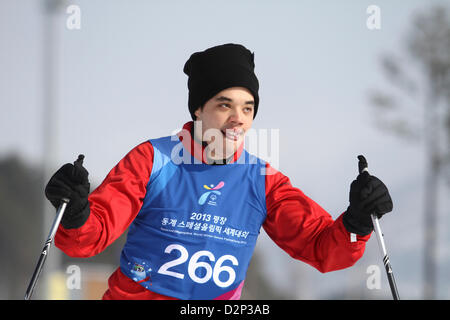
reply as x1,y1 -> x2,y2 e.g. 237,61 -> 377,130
45,155 -> 90,229
342,155 -> 393,235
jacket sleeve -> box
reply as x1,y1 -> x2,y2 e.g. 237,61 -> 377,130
262,163 -> 371,273
55,141 -> 154,258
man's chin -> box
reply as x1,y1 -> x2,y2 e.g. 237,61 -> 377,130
223,139 -> 243,158
205,137 -> 241,160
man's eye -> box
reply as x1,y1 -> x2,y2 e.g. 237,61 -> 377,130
219,104 -> 230,108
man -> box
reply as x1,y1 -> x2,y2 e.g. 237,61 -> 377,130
45,43 -> 393,300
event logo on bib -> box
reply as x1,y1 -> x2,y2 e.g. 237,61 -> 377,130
198,181 -> 225,206
128,261 -> 152,286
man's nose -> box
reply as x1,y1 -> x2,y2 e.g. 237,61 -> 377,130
228,107 -> 244,124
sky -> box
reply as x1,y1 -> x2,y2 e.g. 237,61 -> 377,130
1,0 -> 449,299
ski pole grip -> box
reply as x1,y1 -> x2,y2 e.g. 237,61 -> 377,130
74,154 -> 85,166
357,155 -> 368,174
72,154 -> 85,177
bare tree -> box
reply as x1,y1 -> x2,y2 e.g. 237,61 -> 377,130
368,5 -> 450,299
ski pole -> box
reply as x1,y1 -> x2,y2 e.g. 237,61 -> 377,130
24,154 -> 85,300
24,197 -> 69,300
358,155 -> 400,300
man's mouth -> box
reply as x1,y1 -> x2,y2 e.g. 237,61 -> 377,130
221,128 -> 243,141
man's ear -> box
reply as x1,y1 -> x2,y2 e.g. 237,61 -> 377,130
194,106 -> 202,120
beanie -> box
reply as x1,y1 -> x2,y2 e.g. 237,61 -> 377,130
183,43 -> 260,120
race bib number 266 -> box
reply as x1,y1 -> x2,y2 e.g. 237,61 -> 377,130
157,244 -> 239,288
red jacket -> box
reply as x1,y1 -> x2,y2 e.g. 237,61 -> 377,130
55,121 -> 370,299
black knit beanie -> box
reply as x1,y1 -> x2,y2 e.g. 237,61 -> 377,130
183,43 -> 260,120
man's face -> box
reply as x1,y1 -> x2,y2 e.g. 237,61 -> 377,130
194,87 -> 255,160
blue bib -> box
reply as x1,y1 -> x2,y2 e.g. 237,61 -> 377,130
120,135 -> 267,299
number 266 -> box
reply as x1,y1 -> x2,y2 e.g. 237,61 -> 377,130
157,244 -> 239,288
